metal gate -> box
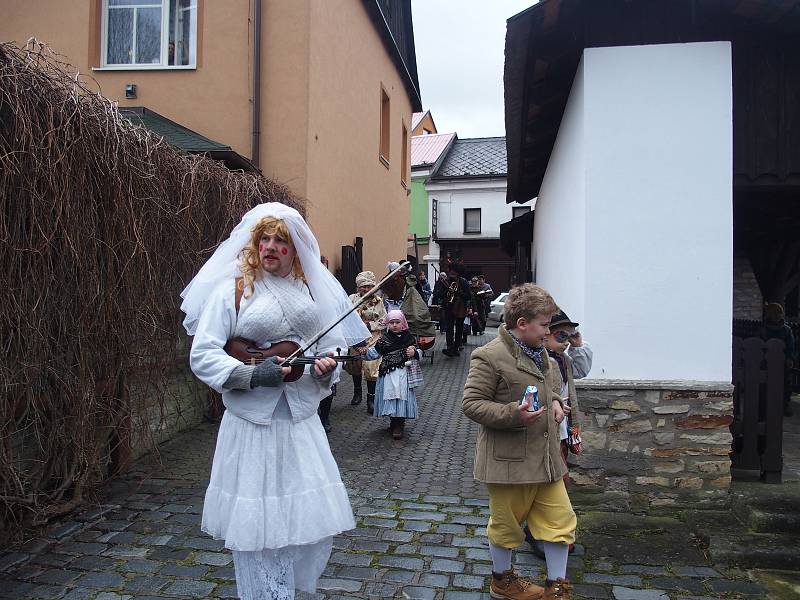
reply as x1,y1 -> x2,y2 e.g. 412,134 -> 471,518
337,237 -> 363,295
730,336 -> 785,483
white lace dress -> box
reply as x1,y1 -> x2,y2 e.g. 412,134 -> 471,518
194,275 -> 355,599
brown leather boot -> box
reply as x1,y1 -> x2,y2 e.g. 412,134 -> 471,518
489,569 -> 544,599
542,578 -> 572,599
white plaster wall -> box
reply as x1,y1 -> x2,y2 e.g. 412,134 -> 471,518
427,179 -> 529,239
534,41 -> 733,382
533,56 -> 586,326
425,178 -> 532,281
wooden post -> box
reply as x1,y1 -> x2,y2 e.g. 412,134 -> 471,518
730,337 -> 762,480
762,338 -> 785,482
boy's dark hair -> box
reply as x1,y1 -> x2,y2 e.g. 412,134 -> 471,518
503,283 -> 558,329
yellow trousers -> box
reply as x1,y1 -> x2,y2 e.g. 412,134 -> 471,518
487,480 -> 576,548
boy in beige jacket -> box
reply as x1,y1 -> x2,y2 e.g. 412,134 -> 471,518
463,284 -> 575,600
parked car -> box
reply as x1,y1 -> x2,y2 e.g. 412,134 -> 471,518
487,292 -> 509,324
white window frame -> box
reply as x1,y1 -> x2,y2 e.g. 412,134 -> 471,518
464,208 -> 481,235
98,0 -> 197,70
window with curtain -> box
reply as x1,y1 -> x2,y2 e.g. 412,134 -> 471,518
464,208 -> 481,234
104,0 -> 197,67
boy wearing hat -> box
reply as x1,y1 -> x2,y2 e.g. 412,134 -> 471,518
545,309 -> 583,471
524,309 -> 584,558
463,284 -> 575,599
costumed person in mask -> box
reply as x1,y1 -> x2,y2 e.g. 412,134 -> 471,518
346,270 -> 387,415
360,310 -> 422,439
383,261 -> 437,344
432,271 -> 449,332
181,203 -> 371,600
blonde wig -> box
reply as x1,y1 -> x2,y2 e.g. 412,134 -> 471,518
240,217 -> 305,296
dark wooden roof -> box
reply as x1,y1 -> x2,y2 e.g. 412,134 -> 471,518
364,0 -> 422,112
504,0 -> 800,204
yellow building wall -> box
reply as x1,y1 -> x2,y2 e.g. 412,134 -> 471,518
304,0 -> 412,276
260,0 -> 311,199
1,0 -> 253,160
413,112 -> 437,135
2,0 -> 414,277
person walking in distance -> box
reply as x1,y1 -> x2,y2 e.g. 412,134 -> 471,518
440,262 -> 472,357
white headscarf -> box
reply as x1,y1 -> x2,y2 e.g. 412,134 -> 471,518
180,202 -> 370,348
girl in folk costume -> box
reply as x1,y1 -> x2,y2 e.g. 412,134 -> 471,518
181,203 -> 370,600
362,310 -> 422,440
345,270 -> 387,416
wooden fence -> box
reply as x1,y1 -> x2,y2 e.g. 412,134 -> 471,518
730,337 -> 785,483
733,319 -> 799,391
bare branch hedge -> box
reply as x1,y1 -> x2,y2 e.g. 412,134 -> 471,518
0,40 -> 303,536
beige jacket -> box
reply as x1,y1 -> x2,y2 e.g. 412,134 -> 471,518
462,326 -> 567,484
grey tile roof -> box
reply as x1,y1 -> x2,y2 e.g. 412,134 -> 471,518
120,107 -> 230,152
432,136 -> 507,178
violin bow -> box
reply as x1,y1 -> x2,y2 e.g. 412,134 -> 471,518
283,260 -> 411,364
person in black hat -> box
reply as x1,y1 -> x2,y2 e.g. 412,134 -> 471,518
440,262 -> 472,357
554,311 -> 593,379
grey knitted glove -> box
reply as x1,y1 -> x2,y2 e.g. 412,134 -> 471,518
250,357 -> 284,388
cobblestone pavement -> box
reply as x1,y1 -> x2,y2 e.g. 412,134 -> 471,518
0,329 -> 774,599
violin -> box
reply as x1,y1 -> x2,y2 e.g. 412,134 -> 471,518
224,337 -> 361,383
224,261 -> 411,383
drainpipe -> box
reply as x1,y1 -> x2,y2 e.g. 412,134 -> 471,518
251,0 -> 262,168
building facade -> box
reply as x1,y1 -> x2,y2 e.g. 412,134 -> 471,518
426,137 -> 533,290
504,0 -> 800,507
1,0 -> 421,275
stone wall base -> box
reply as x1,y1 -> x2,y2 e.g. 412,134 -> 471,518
128,363 -> 208,461
571,379 -> 734,511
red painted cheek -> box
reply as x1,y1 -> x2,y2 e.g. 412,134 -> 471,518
280,247 -> 288,255
258,242 -> 267,254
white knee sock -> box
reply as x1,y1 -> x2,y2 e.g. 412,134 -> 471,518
489,542 -> 512,574
542,541 -> 569,581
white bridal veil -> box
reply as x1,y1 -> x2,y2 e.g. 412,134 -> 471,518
180,202 -> 370,348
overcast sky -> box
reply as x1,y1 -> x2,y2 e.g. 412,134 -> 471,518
410,0 -> 537,139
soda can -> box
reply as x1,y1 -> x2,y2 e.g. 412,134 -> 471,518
519,385 -> 540,412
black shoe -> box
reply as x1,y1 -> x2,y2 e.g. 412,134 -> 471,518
351,392 -> 362,406
367,394 -> 375,415
523,525 -> 546,559
442,349 -> 454,357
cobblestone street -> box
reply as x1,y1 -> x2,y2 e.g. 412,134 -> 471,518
0,329 -> 775,599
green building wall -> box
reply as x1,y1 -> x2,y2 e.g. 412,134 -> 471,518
409,177 -> 429,243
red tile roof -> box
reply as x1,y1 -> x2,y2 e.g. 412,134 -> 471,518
411,132 -> 456,168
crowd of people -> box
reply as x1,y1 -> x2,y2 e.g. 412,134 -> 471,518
181,203 -> 594,600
